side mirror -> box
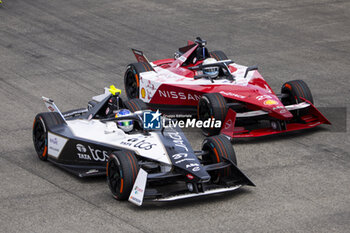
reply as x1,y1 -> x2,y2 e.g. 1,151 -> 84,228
244,65 -> 258,78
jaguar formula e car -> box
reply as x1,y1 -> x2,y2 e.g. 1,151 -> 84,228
32,86 -> 254,205
124,37 -> 330,138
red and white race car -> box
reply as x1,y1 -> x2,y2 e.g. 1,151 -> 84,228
124,37 -> 330,138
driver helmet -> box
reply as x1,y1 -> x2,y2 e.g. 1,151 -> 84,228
202,58 -> 219,78
115,109 -> 133,132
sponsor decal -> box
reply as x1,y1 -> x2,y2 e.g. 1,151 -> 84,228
272,106 -> 288,114
256,95 -> 273,101
78,154 -> 91,160
192,167 -> 200,172
133,140 -> 155,150
279,109 -> 287,114
264,100 -> 278,106
88,146 -> 109,161
175,158 -> 195,164
185,163 -> 201,172
86,169 -> 99,174
76,144 -> 109,162
166,130 -> 189,152
120,138 -> 155,150
178,56 -> 186,62
120,138 -> 138,146
48,133 -> 68,158
172,153 -> 188,160
129,196 -> 141,204
48,106 -> 55,112
143,110 -> 161,129
186,163 -> 200,168
76,144 -> 91,160
158,90 -> 201,101
171,152 -> 197,165
76,144 -> 87,152
105,107 -> 110,115
134,186 -> 144,195
129,168 -> 147,206
145,81 -> 156,100
224,119 -> 232,130
220,91 -> 246,99
50,138 -> 58,145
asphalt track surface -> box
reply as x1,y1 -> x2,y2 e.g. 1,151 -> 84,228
0,0 -> 349,232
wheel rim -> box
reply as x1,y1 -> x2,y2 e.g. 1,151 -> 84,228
108,159 -> 122,195
33,120 -> 46,155
125,70 -> 138,99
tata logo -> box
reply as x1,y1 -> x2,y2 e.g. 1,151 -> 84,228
76,144 -> 108,162
143,110 -> 161,129
76,144 -> 87,153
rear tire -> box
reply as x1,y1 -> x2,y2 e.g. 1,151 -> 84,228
210,50 -> 228,61
32,112 -> 65,161
107,151 -> 139,200
202,135 -> 237,183
281,80 -> 313,116
124,98 -> 148,112
197,93 -> 228,136
124,62 -> 154,99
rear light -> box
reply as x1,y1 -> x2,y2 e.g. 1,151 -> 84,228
186,174 -> 194,180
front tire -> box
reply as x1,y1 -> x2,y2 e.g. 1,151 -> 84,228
202,135 -> 237,183
197,93 -> 228,136
124,98 -> 148,112
107,151 -> 139,200
281,80 -> 313,116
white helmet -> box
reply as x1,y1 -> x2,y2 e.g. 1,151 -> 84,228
202,58 -> 219,78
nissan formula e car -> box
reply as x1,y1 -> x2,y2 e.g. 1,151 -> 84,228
32,86 -> 254,205
124,37 -> 330,138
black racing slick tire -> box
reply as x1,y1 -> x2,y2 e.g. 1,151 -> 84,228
124,62 -> 153,100
124,98 -> 148,112
202,135 -> 237,183
281,80 -> 314,116
107,151 -> 139,200
210,50 -> 228,61
197,93 -> 228,136
32,112 -> 65,161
